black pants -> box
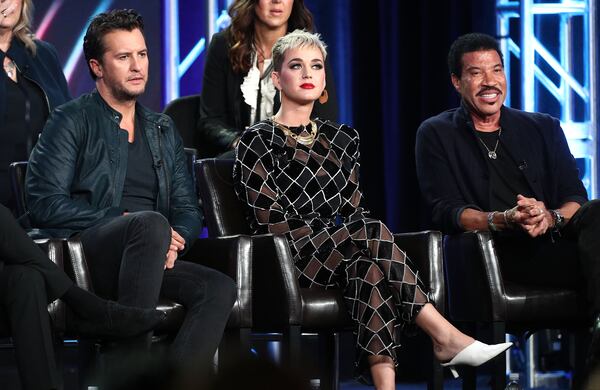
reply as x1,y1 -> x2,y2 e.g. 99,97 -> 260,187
79,211 -> 236,366
495,199 -> 600,315
0,204 -> 73,390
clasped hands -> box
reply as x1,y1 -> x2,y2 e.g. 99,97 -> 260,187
504,194 -> 553,237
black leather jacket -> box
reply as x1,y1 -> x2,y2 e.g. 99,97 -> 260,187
26,90 -> 202,245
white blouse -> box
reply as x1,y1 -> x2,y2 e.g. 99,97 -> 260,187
240,53 -> 277,125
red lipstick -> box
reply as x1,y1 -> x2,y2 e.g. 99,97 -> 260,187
300,83 -> 315,89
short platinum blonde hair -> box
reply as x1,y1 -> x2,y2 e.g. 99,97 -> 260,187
272,29 -> 327,72
14,0 -> 37,55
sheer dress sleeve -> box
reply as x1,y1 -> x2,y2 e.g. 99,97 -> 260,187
234,127 -> 314,241
337,127 -> 369,222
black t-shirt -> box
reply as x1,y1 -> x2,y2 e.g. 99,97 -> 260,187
475,129 -> 534,210
120,118 -> 158,212
1,73 -> 48,208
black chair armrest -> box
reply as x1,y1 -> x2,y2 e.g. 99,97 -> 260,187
9,161 -> 28,219
183,235 -> 252,328
394,230 -> 444,313
251,233 -> 303,330
443,231 -> 507,322
183,233 -> 303,330
64,238 -> 95,293
34,238 -> 67,331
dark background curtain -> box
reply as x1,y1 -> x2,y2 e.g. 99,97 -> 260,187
308,0 -> 497,232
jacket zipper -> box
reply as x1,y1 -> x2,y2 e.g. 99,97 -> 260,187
15,63 -> 51,114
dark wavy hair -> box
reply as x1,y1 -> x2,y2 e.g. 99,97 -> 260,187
83,9 -> 145,80
227,0 -> 314,74
447,33 -> 503,78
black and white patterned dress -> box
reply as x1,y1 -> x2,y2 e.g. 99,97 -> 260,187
234,118 -> 429,373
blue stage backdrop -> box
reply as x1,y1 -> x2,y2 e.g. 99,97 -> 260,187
33,0 -> 162,110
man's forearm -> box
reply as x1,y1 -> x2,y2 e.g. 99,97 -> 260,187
459,208 -> 514,232
557,201 -> 580,222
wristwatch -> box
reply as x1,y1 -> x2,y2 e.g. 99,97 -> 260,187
550,209 -> 565,230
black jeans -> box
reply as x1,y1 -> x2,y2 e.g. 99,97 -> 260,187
495,199 -> 600,315
79,211 -> 236,365
0,203 -> 73,390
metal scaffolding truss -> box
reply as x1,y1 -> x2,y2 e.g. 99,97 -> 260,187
497,0 -> 597,198
163,0 -> 232,105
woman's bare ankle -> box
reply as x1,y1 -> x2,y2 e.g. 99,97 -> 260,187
368,355 -> 395,390
433,331 -> 474,362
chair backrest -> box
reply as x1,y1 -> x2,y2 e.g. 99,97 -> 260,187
163,95 -> 227,159
195,158 -> 252,237
163,95 -> 201,150
9,161 -> 28,218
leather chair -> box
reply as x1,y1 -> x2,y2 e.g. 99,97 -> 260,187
444,231 -> 588,390
163,95 -> 200,152
9,161 -> 252,377
164,95 -> 225,159
195,158 -> 446,390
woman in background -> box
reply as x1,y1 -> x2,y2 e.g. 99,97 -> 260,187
0,0 -> 71,213
198,0 -> 337,158
234,30 -> 511,389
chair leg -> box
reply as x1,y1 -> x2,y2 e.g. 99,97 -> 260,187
572,328 -> 590,390
218,327 -> 252,369
282,325 -> 301,368
318,332 -> 339,390
429,358 -> 444,390
77,339 -> 98,390
460,322 -> 477,390
490,321 -> 507,390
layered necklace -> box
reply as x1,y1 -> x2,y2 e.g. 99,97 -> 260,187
271,117 -> 318,145
477,127 -> 502,159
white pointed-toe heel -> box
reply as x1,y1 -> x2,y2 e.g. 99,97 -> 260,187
440,341 -> 513,378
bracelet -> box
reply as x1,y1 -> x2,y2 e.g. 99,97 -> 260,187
487,211 -> 499,232
549,209 -> 565,230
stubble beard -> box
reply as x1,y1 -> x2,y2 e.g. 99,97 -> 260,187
112,83 -> 145,102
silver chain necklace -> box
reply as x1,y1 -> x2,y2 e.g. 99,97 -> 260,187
477,128 -> 502,159
3,59 -> 16,79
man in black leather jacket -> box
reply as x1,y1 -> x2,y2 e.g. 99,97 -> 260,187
25,9 -> 235,371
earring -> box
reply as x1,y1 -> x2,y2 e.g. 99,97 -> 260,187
319,89 -> 328,104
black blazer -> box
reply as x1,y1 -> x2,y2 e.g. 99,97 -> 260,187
198,30 -> 338,156
415,104 -> 588,234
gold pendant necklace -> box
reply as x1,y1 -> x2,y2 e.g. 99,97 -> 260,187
271,117 -> 318,145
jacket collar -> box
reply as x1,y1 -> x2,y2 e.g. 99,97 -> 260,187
5,38 -> 32,73
455,100 -> 509,132
455,100 -> 542,199
91,89 -> 170,128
